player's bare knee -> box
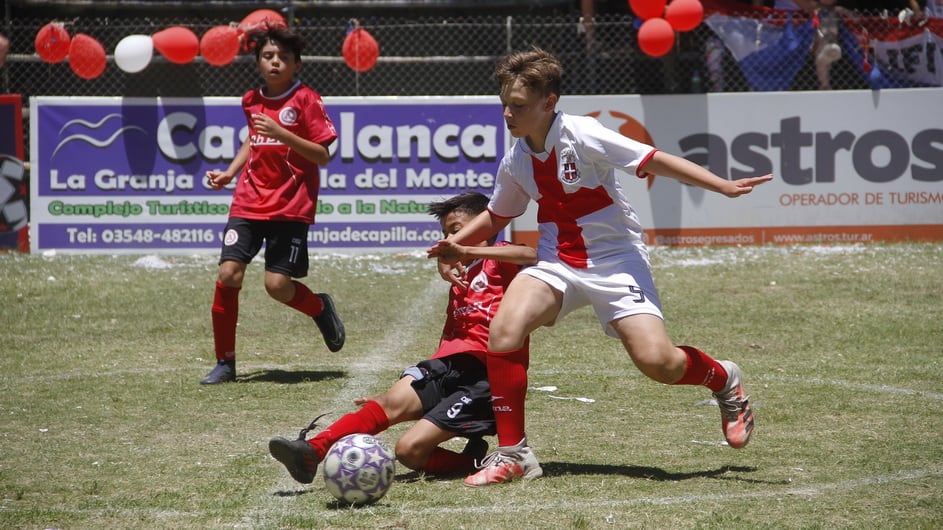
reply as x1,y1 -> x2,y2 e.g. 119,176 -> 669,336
487,318 -> 522,348
264,278 -> 293,302
627,346 -> 685,384
217,265 -> 244,286
487,327 -> 526,352
394,439 -> 427,471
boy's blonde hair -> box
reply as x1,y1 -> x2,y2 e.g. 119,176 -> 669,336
494,47 -> 562,98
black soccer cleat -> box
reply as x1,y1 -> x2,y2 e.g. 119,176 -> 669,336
200,360 -> 235,385
269,414 -> 330,483
462,436 -> 489,462
313,293 -> 345,352
269,437 -> 322,484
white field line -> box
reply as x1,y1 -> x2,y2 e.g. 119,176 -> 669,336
238,275 -> 444,528
5,368 -> 940,402
755,374 -> 943,401
316,277 -> 443,406
399,468 -> 943,516
4,468 -> 938,522
523,369 -> 943,401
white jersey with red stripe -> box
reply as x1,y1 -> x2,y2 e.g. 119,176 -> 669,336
489,112 -> 657,269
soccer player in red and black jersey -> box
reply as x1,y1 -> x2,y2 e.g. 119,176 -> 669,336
268,192 -> 540,482
201,25 -> 344,384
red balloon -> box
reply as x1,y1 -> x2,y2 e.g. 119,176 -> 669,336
665,0 -> 705,32
68,33 -> 106,79
638,18 -> 675,57
629,0 -> 667,21
342,27 -> 379,73
201,26 -> 240,66
35,22 -> 71,64
153,26 -> 200,64
238,9 -> 287,35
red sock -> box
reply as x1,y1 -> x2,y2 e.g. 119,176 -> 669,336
421,447 -> 476,475
211,281 -> 240,361
284,281 -> 324,317
673,345 -> 728,392
486,348 -> 529,448
308,400 -> 390,460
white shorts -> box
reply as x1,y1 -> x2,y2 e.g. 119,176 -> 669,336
521,256 -> 663,338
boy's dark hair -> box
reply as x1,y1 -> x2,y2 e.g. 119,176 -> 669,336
427,191 -> 489,222
248,25 -> 305,62
428,192 -> 498,244
495,47 -> 562,98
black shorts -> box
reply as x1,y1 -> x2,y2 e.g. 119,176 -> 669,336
403,353 -> 495,438
219,217 -> 309,278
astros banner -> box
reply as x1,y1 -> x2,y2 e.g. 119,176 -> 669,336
30,89 -> 943,253
553,89 -> 942,246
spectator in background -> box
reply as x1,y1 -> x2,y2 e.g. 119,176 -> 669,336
813,0 -> 854,90
0,34 -> 9,69
908,0 -> 943,21
771,0 -> 817,11
705,0 -> 767,92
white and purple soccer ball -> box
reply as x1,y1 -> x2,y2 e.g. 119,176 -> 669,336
322,433 -> 396,505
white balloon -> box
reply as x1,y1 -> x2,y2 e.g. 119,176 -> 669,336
114,34 -> 153,73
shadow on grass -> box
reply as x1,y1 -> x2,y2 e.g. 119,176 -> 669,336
541,462 -> 767,482
271,489 -> 396,510
273,488 -> 313,498
239,369 -> 346,384
396,463 -> 785,485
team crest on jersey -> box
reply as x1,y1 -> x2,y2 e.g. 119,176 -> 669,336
560,147 -> 580,184
224,229 -> 239,246
279,107 -> 298,126
469,270 -> 488,293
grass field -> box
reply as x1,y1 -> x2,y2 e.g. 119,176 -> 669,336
1,243 -> 941,529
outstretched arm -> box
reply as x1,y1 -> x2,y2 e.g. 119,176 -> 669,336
642,151 -> 773,198
427,210 -> 514,286
433,239 -> 537,266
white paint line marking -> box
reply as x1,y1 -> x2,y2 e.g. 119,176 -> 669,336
239,275 -> 443,527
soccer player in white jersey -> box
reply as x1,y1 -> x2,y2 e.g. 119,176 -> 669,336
428,47 -> 772,486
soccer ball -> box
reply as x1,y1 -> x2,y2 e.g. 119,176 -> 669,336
0,155 -> 28,232
322,434 -> 396,505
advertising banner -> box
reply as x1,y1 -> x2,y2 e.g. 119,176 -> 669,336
30,89 -> 943,253
29,96 -> 505,253
542,88 -> 943,246
0,94 -> 27,252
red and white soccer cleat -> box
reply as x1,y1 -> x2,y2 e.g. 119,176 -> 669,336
713,360 -> 755,449
464,444 -> 543,487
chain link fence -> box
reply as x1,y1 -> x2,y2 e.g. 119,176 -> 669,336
3,9 -> 898,99
2,3 -> 934,163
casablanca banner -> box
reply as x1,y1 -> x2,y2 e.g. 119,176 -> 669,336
29,96 -> 505,253
30,90 -> 943,253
